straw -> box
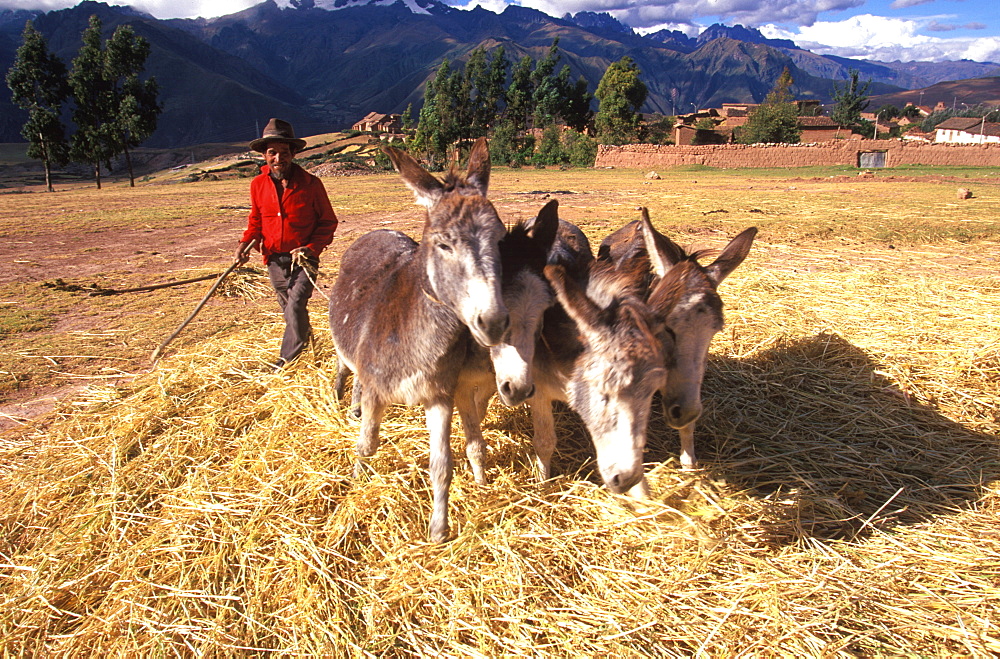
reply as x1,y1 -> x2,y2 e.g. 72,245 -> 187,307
1,236 -> 998,655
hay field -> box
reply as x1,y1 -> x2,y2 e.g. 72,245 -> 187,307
1,164 -> 999,655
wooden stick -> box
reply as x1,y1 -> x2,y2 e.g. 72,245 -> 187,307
151,239 -> 258,363
88,273 -> 220,296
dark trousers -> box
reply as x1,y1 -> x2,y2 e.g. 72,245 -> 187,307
267,253 -> 316,363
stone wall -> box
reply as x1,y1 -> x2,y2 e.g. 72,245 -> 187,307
594,140 -> 1000,169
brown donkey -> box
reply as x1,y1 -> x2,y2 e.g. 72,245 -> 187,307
328,138 -> 509,542
599,210 -> 756,468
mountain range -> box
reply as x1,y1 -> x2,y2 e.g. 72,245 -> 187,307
2,0 -> 999,148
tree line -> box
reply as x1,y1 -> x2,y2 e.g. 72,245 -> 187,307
406,39 -> 648,168
5,15 -> 161,191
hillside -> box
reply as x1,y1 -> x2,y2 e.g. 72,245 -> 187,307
2,0 -> 994,147
869,75 -> 1000,111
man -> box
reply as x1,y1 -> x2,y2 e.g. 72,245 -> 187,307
236,118 -> 338,370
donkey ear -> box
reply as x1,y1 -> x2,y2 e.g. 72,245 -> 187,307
465,137 -> 491,197
384,145 -> 443,209
528,199 -> 559,252
705,226 -> 757,285
544,264 -> 606,345
639,208 -> 685,278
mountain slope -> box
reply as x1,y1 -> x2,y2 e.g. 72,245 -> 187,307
4,0 -> 988,147
869,75 -> 1000,111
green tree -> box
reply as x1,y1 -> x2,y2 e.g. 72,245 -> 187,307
640,114 -> 674,144
401,103 -> 413,131
594,56 -> 647,145
900,104 -> 921,120
532,124 -> 565,166
737,68 -> 801,144
481,45 -> 510,127
560,71 -> 593,132
5,20 -> 70,192
531,39 -> 563,127
465,46 -> 508,134
104,23 -> 161,187
562,129 -> 597,167
412,70 -> 445,168
505,55 -> 534,131
70,15 -> 115,188
830,69 -> 871,128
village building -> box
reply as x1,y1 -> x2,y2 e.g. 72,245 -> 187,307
933,116 -> 1000,144
670,102 -> 850,144
351,112 -> 402,133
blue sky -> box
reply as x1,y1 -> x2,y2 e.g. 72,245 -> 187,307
2,0 -> 998,62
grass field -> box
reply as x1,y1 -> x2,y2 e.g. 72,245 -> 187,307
1,160 -> 999,655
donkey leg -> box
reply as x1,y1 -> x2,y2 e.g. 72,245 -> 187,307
529,396 -> 556,481
474,386 -> 492,422
333,358 -> 350,400
678,423 -> 697,469
349,378 -> 363,419
354,393 -> 386,479
425,399 -> 455,543
456,386 -> 488,485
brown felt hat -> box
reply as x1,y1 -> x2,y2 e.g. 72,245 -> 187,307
250,118 -> 307,153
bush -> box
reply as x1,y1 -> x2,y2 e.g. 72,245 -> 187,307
563,130 -> 597,167
532,125 -> 565,167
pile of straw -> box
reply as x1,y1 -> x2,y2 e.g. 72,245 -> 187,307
1,244 -> 997,655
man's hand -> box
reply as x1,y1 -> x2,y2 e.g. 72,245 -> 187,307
290,246 -> 315,265
235,241 -> 253,265
291,246 -> 318,277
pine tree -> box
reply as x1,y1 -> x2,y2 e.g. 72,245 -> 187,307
6,21 -> 71,192
737,68 -> 801,144
104,23 -> 161,187
594,56 -> 647,145
831,69 -> 871,128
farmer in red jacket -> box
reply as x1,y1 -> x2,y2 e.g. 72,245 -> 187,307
236,118 -> 338,371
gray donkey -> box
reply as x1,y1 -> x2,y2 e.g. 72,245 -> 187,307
329,137 -> 509,542
600,210 -> 756,468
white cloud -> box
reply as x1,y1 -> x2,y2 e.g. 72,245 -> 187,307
126,0 -> 258,19
503,0 -> 865,29
762,14 -> 1000,62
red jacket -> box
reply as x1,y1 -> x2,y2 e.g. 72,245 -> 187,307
242,163 -> 338,263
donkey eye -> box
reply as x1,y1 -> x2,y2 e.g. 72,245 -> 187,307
436,241 -> 453,253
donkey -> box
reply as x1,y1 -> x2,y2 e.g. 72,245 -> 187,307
599,210 -> 756,469
328,137 -> 509,543
454,199 -> 560,485
528,243 -> 682,497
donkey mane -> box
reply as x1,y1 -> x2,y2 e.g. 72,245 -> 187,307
584,255 -> 648,307
647,259 -> 723,318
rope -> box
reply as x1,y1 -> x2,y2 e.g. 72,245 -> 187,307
292,250 -> 330,301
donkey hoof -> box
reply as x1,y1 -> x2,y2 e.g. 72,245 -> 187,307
353,460 -> 375,480
429,522 -> 451,543
350,405 -> 361,419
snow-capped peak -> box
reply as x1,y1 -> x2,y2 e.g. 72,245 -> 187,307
274,0 -> 435,16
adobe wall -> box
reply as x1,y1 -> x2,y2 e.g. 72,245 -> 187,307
594,140 -> 1000,169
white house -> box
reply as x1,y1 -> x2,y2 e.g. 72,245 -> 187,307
934,117 -> 1000,144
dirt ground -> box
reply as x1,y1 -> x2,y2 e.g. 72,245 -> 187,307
0,185 -> 417,436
